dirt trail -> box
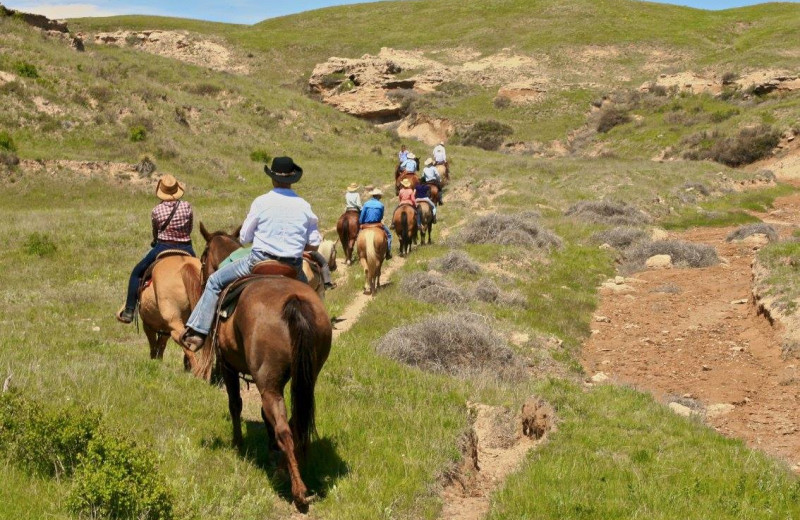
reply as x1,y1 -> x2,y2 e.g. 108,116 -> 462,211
583,194 -> 800,471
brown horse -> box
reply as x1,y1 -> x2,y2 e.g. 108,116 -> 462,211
138,253 -> 203,370
356,225 -> 387,295
336,209 -> 360,265
193,224 -> 332,509
425,182 -> 441,205
417,201 -> 435,245
392,205 -> 417,257
435,163 -> 450,184
395,172 -> 419,194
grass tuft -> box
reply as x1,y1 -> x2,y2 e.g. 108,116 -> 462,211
566,200 -> 649,226
457,212 -> 562,250
400,272 -> 467,304
624,239 -> 718,272
726,223 -> 779,243
592,226 -> 649,249
432,250 -> 482,274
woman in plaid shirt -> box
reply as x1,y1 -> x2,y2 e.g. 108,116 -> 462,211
116,174 -> 196,324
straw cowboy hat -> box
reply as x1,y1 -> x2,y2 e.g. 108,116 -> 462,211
264,156 -> 303,184
347,182 -> 359,192
370,188 -> 383,197
155,174 -> 185,201
424,157 -> 434,166
400,178 -> 412,188
406,152 -> 416,160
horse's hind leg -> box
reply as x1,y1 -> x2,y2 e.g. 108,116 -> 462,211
169,329 -> 197,372
261,390 -> 309,507
221,364 -> 243,448
143,324 -> 162,360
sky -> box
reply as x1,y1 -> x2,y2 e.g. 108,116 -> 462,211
4,0 -> 798,24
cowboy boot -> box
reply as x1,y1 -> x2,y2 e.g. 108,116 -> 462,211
116,306 -> 135,324
180,328 -> 207,352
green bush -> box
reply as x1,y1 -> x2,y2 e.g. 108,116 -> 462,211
129,125 -> 147,142
0,390 -> 100,477
597,107 -> 631,133
13,61 -> 38,78
249,149 -> 272,164
459,120 -> 513,150
68,435 -> 173,520
185,82 -> 221,96
23,232 -> 57,257
0,130 -> 17,152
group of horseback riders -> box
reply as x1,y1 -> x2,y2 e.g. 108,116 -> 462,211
116,142 -> 450,350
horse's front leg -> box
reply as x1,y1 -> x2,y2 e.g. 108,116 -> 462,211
221,363 -> 243,448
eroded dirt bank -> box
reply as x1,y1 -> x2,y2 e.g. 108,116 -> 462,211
583,196 -> 800,471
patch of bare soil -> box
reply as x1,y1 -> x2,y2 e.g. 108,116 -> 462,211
583,194 -> 800,471
439,400 -> 553,520
93,30 -> 248,74
16,159 -> 152,185
747,132 -> 800,181
396,114 -> 455,146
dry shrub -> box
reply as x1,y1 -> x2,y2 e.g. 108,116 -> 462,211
651,283 -> 682,294
597,107 -> 631,133
726,223 -> 779,243
624,240 -> 718,272
457,212 -> 562,250
400,272 -> 466,304
433,250 -> 482,274
459,120 -> 513,150
376,313 -> 526,380
566,200 -> 650,225
710,125 -> 779,167
593,226 -> 649,249
472,278 -> 528,308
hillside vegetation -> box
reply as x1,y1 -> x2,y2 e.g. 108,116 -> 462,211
1,1 -> 800,519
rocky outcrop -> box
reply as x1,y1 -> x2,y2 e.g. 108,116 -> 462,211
93,30 -> 247,74
395,114 -> 454,146
1,3 -> 84,51
640,69 -> 799,97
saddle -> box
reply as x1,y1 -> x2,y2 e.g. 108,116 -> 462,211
137,249 -> 193,298
345,208 -> 360,213
217,260 -> 298,319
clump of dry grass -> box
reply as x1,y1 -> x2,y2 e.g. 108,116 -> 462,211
433,250 -> 482,274
623,240 -> 718,272
726,223 -> 779,243
457,212 -> 562,250
376,313 -> 526,380
566,200 -> 650,226
593,226 -> 649,249
400,272 -> 466,304
651,283 -> 682,294
472,278 -> 528,308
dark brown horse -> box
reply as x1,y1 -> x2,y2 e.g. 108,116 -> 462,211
336,209 -> 360,265
193,224 -> 332,510
425,182 -> 440,205
392,205 -> 417,257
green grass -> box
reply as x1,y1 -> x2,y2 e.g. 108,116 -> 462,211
757,241 -> 800,316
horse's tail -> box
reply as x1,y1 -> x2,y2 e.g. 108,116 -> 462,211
401,210 -> 408,246
365,229 -> 378,276
342,219 -> 350,259
284,296 -> 319,452
181,262 -> 203,309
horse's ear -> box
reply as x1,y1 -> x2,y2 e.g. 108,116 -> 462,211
232,225 -> 242,240
200,221 -> 211,241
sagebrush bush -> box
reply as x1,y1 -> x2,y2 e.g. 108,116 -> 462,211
0,130 -> 17,152
401,272 -> 466,304
250,149 -> 272,163
566,200 -> 650,225
457,212 -> 562,250
624,240 -> 718,272
68,435 -> 173,520
597,107 -> 631,133
0,390 -> 100,477
493,96 -> 511,109
185,82 -> 221,96
726,223 -> 779,243
710,125 -> 779,167
593,226 -> 649,249
24,232 -> 57,257
376,313 -> 525,380
432,250 -> 481,274
459,120 -> 513,150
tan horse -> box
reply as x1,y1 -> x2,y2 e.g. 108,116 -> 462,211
357,225 -> 387,295
192,227 -> 332,510
302,239 -> 338,299
417,201 -> 435,245
336,209 -> 360,265
138,254 -> 203,371
436,163 -> 450,184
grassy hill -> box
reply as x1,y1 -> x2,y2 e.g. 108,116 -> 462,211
1,1 -> 800,519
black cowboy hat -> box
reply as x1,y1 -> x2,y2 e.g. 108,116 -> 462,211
264,156 -> 303,184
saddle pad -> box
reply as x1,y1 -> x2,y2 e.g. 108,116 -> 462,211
219,246 -> 248,268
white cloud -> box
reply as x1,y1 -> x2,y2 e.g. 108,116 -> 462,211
4,2 -> 123,18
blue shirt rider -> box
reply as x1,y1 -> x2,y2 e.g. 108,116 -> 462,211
359,188 -> 392,260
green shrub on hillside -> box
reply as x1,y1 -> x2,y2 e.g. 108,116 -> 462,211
68,435 -> 173,520
13,61 -> 38,78
185,82 -> 221,96
459,120 -> 513,150
249,149 -> 272,164
0,390 -> 100,477
0,130 -> 17,152
129,125 -> 147,142
597,107 -> 631,133
23,232 -> 57,257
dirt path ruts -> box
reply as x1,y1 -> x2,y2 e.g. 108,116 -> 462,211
583,194 -> 800,471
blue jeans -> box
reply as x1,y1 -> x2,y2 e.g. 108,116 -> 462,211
383,224 -> 392,253
125,241 -> 195,311
185,250 -> 305,335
